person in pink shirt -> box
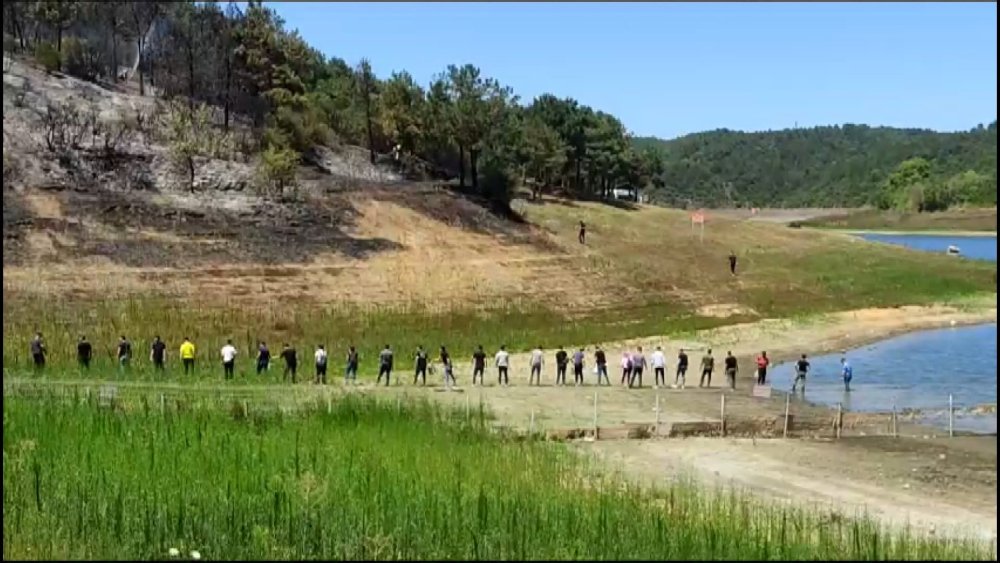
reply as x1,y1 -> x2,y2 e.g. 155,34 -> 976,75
620,350 -> 633,385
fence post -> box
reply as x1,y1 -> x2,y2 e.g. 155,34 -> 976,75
720,394 -> 726,437
655,392 -> 661,437
160,393 -> 165,415
243,399 -> 249,418
835,403 -> 843,439
891,401 -> 898,438
783,393 -> 790,439
529,410 -> 535,434
326,393 -> 332,414
592,392 -> 599,440
948,394 -> 954,438
465,394 -> 471,420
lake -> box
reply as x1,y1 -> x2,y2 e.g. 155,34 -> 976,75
786,233 -> 997,434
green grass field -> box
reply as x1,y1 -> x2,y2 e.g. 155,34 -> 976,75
800,208 -> 997,232
3,392 -> 992,561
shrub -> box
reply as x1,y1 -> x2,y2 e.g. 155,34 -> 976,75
34,42 -> 61,74
256,142 -> 299,196
62,37 -> 105,82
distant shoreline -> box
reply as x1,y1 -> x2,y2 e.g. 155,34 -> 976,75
832,228 -> 997,237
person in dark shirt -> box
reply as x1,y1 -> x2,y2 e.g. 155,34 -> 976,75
724,351 -> 739,390
792,354 -> 810,393
578,221 -> 586,244
472,345 -> 487,386
345,346 -> 359,384
555,346 -> 569,386
675,348 -> 689,387
280,343 -> 298,383
256,341 -> 271,375
728,251 -> 738,276
150,336 -> 167,371
594,346 -> 609,386
377,345 -> 394,386
117,336 -> 132,373
77,335 -> 92,370
414,345 -> 429,386
30,332 -> 46,371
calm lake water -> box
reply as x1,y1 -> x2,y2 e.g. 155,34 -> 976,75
785,233 -> 997,434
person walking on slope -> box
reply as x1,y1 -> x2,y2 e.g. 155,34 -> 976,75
495,345 -> 510,387
179,337 -> 196,375
792,354 -> 810,393
414,345 -> 429,386
377,345 -> 394,386
650,346 -> 666,388
724,351 -> 738,390
117,336 -> 132,373
675,348 -> 689,388
630,346 -> 647,388
30,332 -> 46,372
699,349 -> 715,388
77,335 -> 93,371
150,335 -> 167,372
281,343 -> 298,383
620,350 -> 633,385
220,339 -> 237,379
440,346 -> 455,388
572,347 -> 586,386
472,345 -> 487,386
578,220 -> 586,244
314,345 -> 328,384
529,346 -> 544,386
840,357 -> 853,392
256,341 -> 270,375
755,351 -> 770,385
594,346 -> 609,385
555,346 -> 569,386
345,345 -> 359,384
728,251 -> 738,276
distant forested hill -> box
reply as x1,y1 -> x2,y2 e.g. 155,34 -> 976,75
633,122 -> 997,208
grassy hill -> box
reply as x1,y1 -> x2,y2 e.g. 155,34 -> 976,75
633,123 -> 998,208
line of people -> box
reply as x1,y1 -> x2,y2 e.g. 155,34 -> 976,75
26,333 -> 758,390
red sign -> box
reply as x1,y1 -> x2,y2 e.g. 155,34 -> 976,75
690,211 -> 706,224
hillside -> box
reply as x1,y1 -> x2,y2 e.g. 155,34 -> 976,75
634,124 -> 998,208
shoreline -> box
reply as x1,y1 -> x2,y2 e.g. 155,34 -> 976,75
815,228 -> 997,237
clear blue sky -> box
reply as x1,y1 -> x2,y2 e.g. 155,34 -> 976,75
267,2 -> 998,140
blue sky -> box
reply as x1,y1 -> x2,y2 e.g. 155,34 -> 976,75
267,2 -> 997,140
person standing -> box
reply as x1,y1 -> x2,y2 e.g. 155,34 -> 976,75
281,343 -> 298,383
675,348 -> 689,388
495,345 -> 510,387
724,351 -> 739,390
555,346 -> 569,386
220,339 -> 237,380
377,345 -> 394,386
414,345 -> 429,386
179,337 -> 196,376
150,336 -> 167,373
314,345 -> 329,384
345,345 -> 359,384
594,346 -> 609,385
529,346 -> 544,386
472,345 -> 487,386
728,251 -> 738,276
440,346 -> 455,388
841,357 -> 853,392
650,346 -> 666,388
572,347 -> 585,386
30,332 -> 46,372
792,354 -> 810,393
630,346 -> 647,388
620,350 -> 632,386
578,220 -> 586,244
77,335 -> 93,370
256,341 -> 271,375
117,336 -> 132,373
699,349 -> 715,388
755,351 -> 770,385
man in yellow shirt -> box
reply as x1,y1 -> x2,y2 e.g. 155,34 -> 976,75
179,337 -> 196,375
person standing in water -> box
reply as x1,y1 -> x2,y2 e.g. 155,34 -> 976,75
529,345 -> 544,386
792,354 -> 810,393
578,221 -> 586,244
414,345 -> 429,386
728,251 -> 738,276
675,348 -> 689,388
555,346 -> 569,386
755,351 -> 770,385
594,346 -> 609,385
495,345 -> 510,387
724,351 -> 738,390
841,357 -> 853,392
377,345 -> 394,386
472,345 -> 487,386
699,349 -> 715,388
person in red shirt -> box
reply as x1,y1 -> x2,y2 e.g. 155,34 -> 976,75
755,351 -> 770,385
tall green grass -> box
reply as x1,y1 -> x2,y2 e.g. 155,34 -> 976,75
2,393 -> 992,560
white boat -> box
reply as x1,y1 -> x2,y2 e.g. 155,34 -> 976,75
946,245 -> 961,256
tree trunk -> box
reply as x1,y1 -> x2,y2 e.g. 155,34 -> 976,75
137,38 -> 145,95
187,157 -> 195,193
223,55 -> 232,131
56,28 -> 63,71
457,144 -> 466,188
470,148 -> 479,191
111,31 -> 118,80
574,155 -> 582,194
186,43 -> 195,108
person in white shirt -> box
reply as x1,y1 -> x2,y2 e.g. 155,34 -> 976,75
651,346 -> 666,388
495,345 -> 510,386
314,345 -> 329,385
529,346 -> 544,386
220,340 -> 237,380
